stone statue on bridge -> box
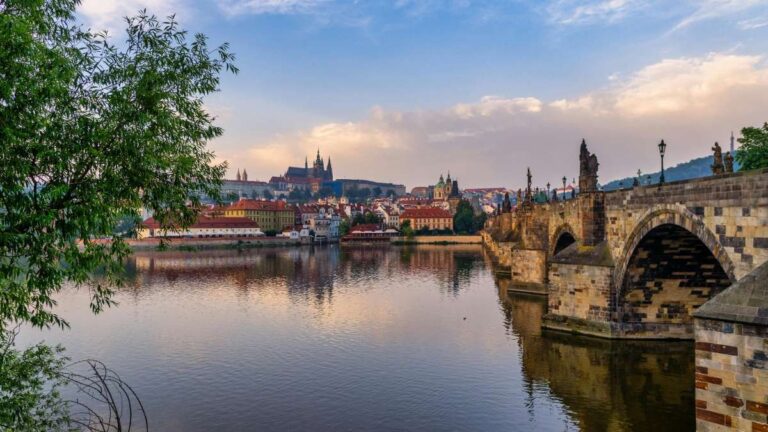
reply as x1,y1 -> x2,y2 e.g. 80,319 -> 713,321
579,139 -> 599,193
711,142 -> 725,175
725,151 -> 734,174
502,192 -> 512,213
524,168 -> 534,207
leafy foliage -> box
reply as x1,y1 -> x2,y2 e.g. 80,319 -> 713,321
736,122 -> 768,171
399,219 -> 414,238
0,0 -> 236,330
0,329 -> 70,431
0,0 -> 235,428
351,211 -> 381,226
339,219 -> 350,237
453,200 -> 484,234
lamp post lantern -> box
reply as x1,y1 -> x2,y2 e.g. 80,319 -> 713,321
658,139 -> 667,185
562,176 -> 567,200
546,182 -> 550,201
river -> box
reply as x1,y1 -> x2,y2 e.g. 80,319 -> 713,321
18,245 -> 694,431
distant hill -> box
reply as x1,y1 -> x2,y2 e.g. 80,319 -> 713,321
602,153 -> 740,191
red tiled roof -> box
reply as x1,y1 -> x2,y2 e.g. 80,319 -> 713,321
142,215 -> 259,229
350,224 -> 381,233
401,208 -> 452,219
226,199 -> 290,211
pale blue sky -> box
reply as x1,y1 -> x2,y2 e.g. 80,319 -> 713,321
79,0 -> 768,189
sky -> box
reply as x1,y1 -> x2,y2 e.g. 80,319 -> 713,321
77,0 -> 768,190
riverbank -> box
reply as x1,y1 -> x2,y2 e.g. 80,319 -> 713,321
125,234 -> 481,251
390,235 -> 482,245
126,236 -> 303,251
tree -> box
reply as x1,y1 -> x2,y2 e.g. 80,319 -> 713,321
363,211 -> 381,225
352,212 -> 366,226
288,188 -> 303,201
372,186 -> 382,197
339,219 -> 351,236
262,189 -> 274,200
400,219 -> 414,238
318,186 -> 334,198
0,0 -> 235,427
736,122 -> 768,171
473,211 -> 487,232
453,200 -> 475,234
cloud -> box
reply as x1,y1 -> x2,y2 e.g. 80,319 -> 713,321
738,15 -> 768,29
547,0 -> 645,25
78,0 -> 183,33
612,53 -> 768,116
672,0 -> 768,31
223,52 -> 768,188
216,0 -> 328,16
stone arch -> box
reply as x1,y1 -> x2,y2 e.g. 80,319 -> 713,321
550,224 -> 577,257
615,205 -> 736,292
614,205 -> 737,326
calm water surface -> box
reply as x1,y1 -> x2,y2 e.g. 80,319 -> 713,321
19,245 -> 694,431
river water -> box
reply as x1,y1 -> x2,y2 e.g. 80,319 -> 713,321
18,245 -> 694,431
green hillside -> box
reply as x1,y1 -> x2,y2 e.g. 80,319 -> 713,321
602,154 -> 740,191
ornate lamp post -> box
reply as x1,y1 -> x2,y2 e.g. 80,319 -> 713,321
658,139 -> 667,185
546,182 -> 551,201
562,176 -> 567,200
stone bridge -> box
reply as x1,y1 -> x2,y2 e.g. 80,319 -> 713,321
483,145 -> 768,339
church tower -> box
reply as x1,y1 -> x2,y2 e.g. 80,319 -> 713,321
313,148 -> 325,178
236,169 -> 241,182
326,157 -> 333,181
242,169 -> 248,182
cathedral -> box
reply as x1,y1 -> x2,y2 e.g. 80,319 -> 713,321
433,172 -> 460,200
285,149 -> 334,181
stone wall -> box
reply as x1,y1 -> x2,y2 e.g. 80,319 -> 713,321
510,249 -> 547,286
695,318 -> 768,431
396,235 -> 482,244
547,261 -> 614,324
694,261 -> 768,431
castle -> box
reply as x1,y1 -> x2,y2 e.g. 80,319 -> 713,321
284,149 -> 333,182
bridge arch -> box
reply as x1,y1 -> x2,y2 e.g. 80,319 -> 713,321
614,205 -> 736,327
550,224 -> 577,257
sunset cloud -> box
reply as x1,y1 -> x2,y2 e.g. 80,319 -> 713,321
227,53 -> 768,189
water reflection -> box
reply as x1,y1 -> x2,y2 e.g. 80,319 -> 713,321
496,278 -> 695,432
18,246 -> 693,431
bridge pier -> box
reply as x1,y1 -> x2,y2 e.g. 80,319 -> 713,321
693,261 -> 768,431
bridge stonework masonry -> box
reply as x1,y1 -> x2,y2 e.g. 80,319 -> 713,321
483,149 -> 768,340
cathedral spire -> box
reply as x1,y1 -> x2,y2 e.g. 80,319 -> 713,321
242,169 -> 248,181
305,156 -> 308,170
236,168 -> 241,182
